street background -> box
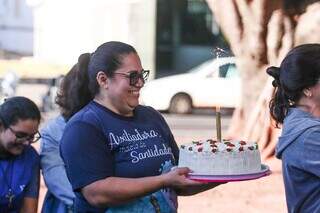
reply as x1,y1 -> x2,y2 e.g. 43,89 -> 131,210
16,83 -> 286,213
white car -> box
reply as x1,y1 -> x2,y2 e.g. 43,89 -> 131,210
140,57 -> 241,114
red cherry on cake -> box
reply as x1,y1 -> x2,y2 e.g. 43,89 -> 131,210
226,148 -> 233,152
239,141 -> 247,145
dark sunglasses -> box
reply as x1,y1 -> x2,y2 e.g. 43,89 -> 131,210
8,126 -> 41,144
114,70 -> 150,86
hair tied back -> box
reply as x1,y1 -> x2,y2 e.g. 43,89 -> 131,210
266,66 -> 281,87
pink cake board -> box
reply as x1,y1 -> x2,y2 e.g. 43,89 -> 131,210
188,164 -> 271,183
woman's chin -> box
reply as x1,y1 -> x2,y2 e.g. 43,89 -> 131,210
8,146 -> 24,155
128,101 -> 139,109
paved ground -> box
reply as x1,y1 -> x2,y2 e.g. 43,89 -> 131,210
16,84 -> 287,213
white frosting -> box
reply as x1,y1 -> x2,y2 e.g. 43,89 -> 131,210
178,139 -> 261,175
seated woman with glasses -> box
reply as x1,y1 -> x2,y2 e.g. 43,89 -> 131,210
0,96 -> 41,213
60,41 -> 223,212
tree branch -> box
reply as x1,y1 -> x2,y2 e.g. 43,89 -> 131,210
206,0 -> 243,55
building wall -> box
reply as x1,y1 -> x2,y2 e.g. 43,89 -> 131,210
33,0 -> 156,77
0,0 -> 33,54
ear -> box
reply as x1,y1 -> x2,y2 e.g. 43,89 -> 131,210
96,71 -> 109,89
303,88 -> 312,97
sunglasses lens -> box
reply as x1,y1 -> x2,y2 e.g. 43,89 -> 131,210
129,72 -> 139,85
128,70 -> 150,86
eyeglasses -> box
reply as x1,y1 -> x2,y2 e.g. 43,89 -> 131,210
114,70 -> 150,86
8,126 -> 41,144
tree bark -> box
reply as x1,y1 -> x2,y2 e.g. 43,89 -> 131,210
206,0 -> 320,159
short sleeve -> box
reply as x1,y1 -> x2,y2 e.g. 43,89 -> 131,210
24,158 -> 40,198
302,129 -> 320,177
60,121 -> 114,191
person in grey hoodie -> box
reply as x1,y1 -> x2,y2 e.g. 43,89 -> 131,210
40,55 -> 93,213
267,43 -> 320,213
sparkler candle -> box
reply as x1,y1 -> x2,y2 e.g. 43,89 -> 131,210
212,47 -> 228,142
216,106 -> 222,142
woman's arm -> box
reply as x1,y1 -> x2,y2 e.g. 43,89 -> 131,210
40,120 -> 75,206
82,167 -> 202,208
20,197 -> 38,213
21,156 -> 40,213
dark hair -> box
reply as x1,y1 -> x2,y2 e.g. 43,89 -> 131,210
55,53 -> 93,120
55,41 -> 137,120
0,96 -> 41,128
267,43 -> 320,127
88,41 -> 137,95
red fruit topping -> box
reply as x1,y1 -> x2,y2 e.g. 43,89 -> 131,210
226,148 -> 233,152
211,149 -> 217,153
198,147 -> 203,152
239,141 -> 247,145
209,140 -> 217,144
239,147 -> 244,152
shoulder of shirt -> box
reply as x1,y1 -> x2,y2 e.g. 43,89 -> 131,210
67,103 -> 102,125
136,105 -> 161,116
64,105 -> 106,135
22,146 -> 40,162
40,115 -> 66,134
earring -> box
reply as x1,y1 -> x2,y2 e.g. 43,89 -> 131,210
303,89 -> 312,98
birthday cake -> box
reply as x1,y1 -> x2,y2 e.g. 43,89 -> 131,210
178,139 -> 261,175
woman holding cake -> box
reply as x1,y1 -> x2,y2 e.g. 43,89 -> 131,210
60,41 -> 222,212
267,43 -> 320,212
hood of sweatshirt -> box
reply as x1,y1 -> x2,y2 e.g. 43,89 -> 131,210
275,108 -> 320,159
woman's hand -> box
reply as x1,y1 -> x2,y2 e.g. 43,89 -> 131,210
161,167 -> 226,196
161,167 -> 203,188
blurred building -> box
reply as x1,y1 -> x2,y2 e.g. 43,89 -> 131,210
0,0 -> 33,55
0,0 -> 227,78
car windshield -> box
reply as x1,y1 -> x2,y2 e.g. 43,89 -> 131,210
188,60 -> 216,74
188,58 -> 236,77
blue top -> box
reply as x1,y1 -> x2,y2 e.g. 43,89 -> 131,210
0,146 -> 40,213
276,108 -> 320,213
60,101 -> 179,213
40,115 -> 75,213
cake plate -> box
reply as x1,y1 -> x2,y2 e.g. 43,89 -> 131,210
188,164 -> 271,183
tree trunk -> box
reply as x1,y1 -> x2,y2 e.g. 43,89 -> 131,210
206,0 -> 320,159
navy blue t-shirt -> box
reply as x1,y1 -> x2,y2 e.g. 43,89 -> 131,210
60,101 -> 179,212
